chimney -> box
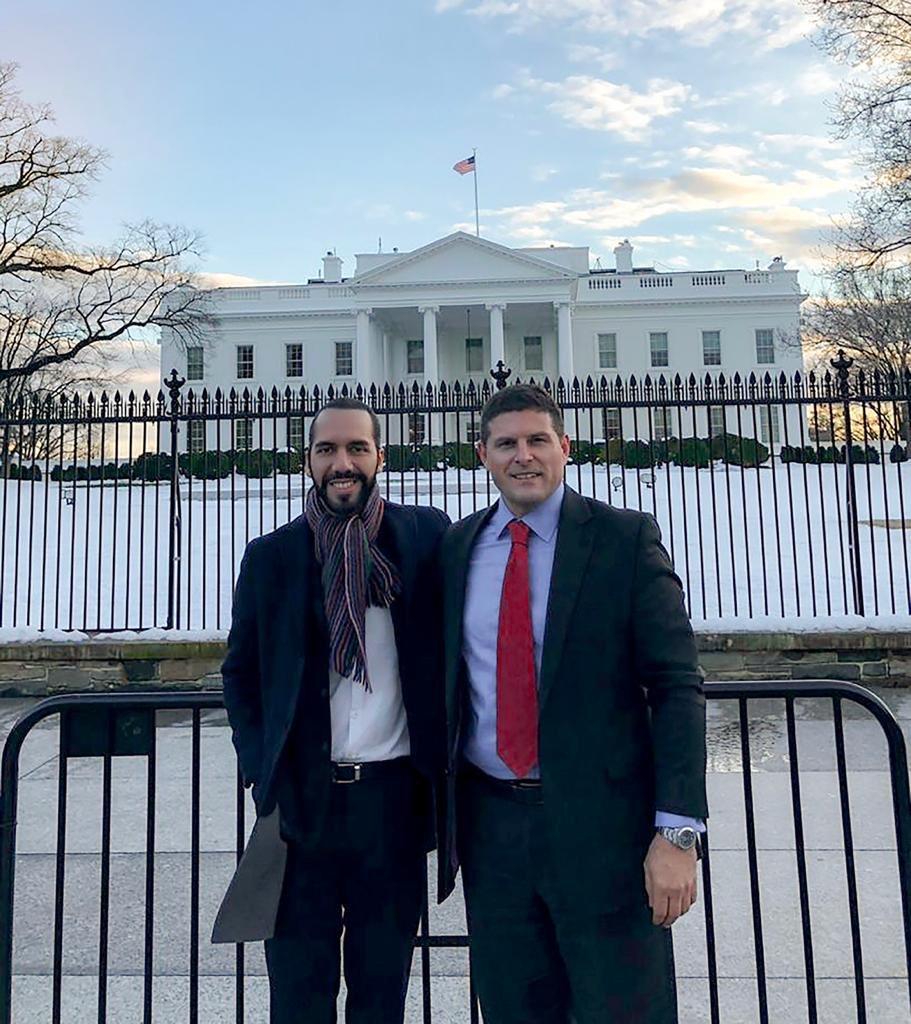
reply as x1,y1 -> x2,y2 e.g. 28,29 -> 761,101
322,251 -> 343,283
614,239 -> 633,274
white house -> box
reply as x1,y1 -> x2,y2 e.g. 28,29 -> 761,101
160,231 -> 805,450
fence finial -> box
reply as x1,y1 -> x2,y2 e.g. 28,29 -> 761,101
490,360 -> 512,390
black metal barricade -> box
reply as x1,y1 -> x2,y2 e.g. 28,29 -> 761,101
1,680 -> 910,1023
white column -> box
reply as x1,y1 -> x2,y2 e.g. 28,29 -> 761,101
356,308 -> 373,388
419,305 -> 439,382
487,302 -> 506,371
555,301 -> 574,382
382,330 -> 393,385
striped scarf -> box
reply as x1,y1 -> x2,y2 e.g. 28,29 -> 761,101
305,482 -> 400,691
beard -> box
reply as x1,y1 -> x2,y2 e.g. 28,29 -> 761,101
318,469 -> 376,515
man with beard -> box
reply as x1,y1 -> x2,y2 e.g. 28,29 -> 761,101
215,397 -> 449,1024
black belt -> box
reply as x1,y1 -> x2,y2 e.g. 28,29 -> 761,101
460,761 -> 543,801
330,756 -> 413,784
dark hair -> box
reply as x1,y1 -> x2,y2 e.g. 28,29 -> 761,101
479,384 -> 564,443
308,397 -> 382,447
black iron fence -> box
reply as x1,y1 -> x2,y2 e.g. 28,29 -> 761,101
1,680 -> 909,1023
0,354 -> 909,631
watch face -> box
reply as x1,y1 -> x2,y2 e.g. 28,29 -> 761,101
677,828 -> 697,849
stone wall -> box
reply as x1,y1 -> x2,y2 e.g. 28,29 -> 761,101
0,633 -> 909,697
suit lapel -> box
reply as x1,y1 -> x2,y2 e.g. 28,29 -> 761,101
445,504 -> 497,729
539,488 -> 596,708
380,503 -> 417,643
279,515 -> 316,652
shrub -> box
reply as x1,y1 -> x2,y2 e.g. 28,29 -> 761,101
444,442 -> 480,471
384,445 -> 417,473
709,433 -> 769,467
3,462 -> 42,481
131,452 -> 173,482
274,449 -> 303,475
619,440 -> 653,468
670,437 -> 711,468
234,449 -> 274,478
890,444 -> 909,463
179,450 -> 233,480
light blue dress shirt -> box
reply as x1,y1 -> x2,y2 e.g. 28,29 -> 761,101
461,482 -> 704,831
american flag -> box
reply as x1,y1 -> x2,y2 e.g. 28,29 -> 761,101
453,155 -> 476,175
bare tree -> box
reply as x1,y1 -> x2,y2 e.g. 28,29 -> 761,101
805,0 -> 911,263
0,62 -> 210,394
802,259 -> 911,437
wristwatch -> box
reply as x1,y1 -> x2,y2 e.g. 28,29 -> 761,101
656,825 -> 698,852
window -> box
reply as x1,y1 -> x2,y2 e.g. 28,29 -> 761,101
708,406 -> 726,437
598,332 -> 617,370
466,423 -> 481,443
236,345 -> 254,380
408,413 -> 426,445
288,416 -> 303,452
466,337 -> 483,373
286,343 -> 303,378
649,332 -> 669,368
603,408 -> 622,440
187,420 -> 206,453
702,331 -> 721,366
524,336 -> 543,372
755,329 -> 775,364
759,406 -> 781,445
407,339 -> 425,375
653,408 -> 672,441
186,346 -> 204,381
235,418 -> 253,451
335,341 -> 353,377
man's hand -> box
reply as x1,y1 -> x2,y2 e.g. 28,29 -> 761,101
644,833 -> 698,927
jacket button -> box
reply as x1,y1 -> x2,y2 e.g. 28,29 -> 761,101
320,689 -> 328,699
321,741 -> 329,754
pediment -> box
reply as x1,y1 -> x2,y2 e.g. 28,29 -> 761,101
351,232 -> 578,287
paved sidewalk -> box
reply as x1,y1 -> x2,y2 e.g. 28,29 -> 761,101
2,687 -> 910,1023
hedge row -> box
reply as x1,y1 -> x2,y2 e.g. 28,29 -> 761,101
778,444 -> 883,465
567,433 -> 770,468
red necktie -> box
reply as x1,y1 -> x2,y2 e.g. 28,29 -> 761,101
497,519 -> 538,777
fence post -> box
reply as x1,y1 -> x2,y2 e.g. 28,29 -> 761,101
164,368 -> 185,630
832,350 -> 865,616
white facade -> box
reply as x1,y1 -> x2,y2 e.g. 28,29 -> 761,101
161,231 -> 805,448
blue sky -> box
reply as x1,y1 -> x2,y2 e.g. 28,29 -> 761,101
3,0 -> 851,289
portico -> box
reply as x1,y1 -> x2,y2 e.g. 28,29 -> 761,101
358,300 -> 573,387
349,232 -> 580,388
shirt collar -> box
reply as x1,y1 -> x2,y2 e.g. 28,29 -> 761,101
492,483 -> 564,543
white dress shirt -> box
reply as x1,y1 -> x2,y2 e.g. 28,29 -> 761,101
330,605 -> 410,762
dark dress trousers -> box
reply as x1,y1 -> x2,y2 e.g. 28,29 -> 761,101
439,486 -> 708,1024
217,501 -> 449,1024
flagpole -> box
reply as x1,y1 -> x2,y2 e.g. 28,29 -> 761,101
472,148 -> 480,237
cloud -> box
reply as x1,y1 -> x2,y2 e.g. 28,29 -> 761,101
566,43 -> 618,71
684,120 -> 730,135
510,71 -> 693,140
436,0 -> 816,50
198,272 -> 279,289
531,164 -> 559,182
404,210 -> 426,221
682,143 -> 772,169
479,166 -> 852,260
796,63 -> 841,95
491,83 -> 515,99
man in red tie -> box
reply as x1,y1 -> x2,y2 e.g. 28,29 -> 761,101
438,384 -> 707,1024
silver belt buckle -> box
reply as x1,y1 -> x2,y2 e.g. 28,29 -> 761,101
336,762 -> 362,784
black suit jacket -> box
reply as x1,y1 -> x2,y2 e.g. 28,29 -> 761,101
221,500 -> 450,848
438,486 -> 707,911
